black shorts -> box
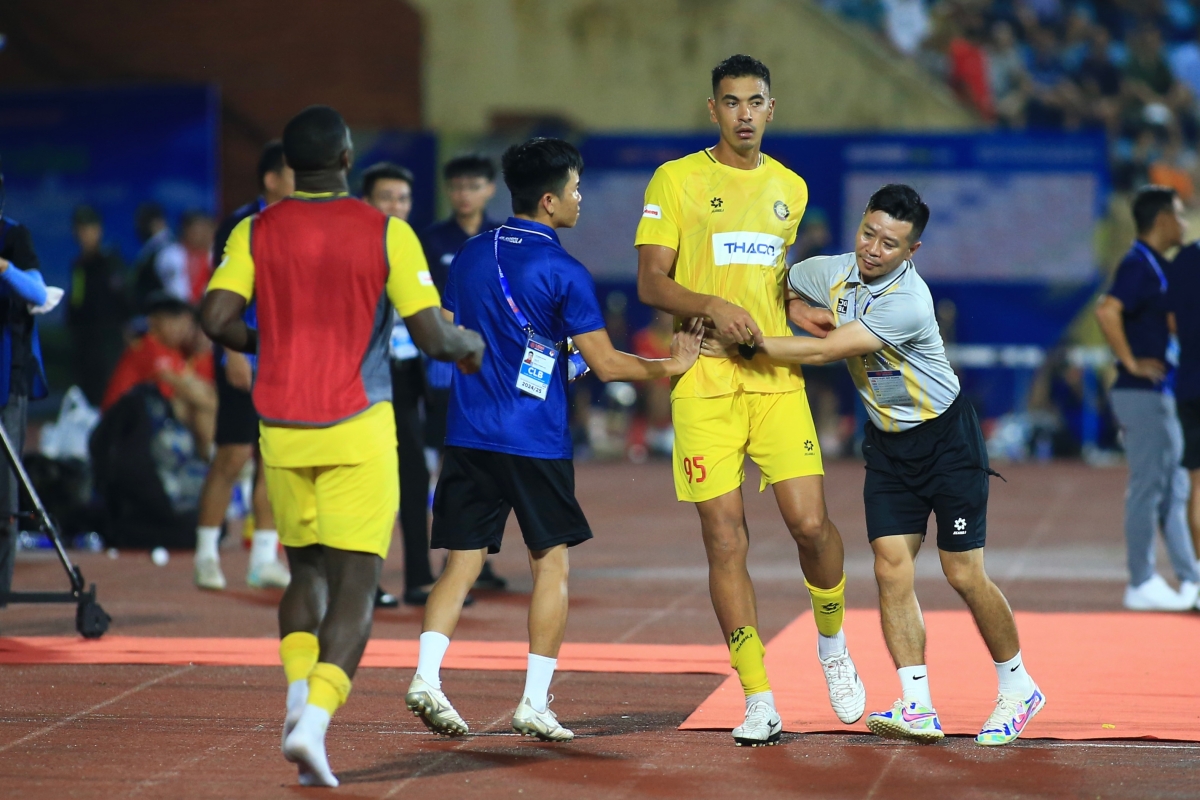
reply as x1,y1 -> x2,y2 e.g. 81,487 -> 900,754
424,387 -> 450,451
1177,397 -> 1200,471
862,394 -> 993,552
213,348 -> 259,447
431,446 -> 593,554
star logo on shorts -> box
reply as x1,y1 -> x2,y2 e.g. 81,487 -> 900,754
710,197 -> 723,210
804,439 -> 814,453
954,517 -> 967,534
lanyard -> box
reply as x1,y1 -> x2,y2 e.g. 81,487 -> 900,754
493,226 -> 549,338
1134,242 -> 1167,291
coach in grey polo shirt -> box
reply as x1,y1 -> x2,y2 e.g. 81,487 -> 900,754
705,185 -> 1044,747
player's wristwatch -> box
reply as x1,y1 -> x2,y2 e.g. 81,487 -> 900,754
738,343 -> 758,360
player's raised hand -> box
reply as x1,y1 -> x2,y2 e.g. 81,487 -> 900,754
788,299 -> 835,339
708,298 -> 763,345
456,327 -> 486,375
670,317 -> 705,372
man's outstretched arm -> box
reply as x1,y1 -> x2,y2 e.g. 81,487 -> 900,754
200,289 -> 256,354
405,307 -> 486,374
637,244 -> 763,346
705,318 -> 883,366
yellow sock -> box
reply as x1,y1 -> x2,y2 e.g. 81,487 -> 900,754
279,632 -> 319,684
728,626 -> 771,697
806,573 -> 847,637
307,662 -> 352,715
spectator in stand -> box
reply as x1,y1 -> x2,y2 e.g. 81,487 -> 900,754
1025,25 -> 1082,129
1076,25 -> 1124,135
132,203 -> 189,310
989,21 -> 1031,128
948,13 -> 995,120
103,293 -> 216,455
1168,23 -> 1200,103
180,210 -> 216,305
631,311 -> 675,458
1122,24 -> 1191,132
882,0 -> 931,57
68,205 -> 131,407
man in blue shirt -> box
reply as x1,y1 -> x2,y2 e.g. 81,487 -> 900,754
1167,231 -> 1200,603
1097,185 -> 1199,611
419,154 -> 506,591
406,138 -> 701,742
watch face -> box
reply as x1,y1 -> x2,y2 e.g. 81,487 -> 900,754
738,343 -> 758,360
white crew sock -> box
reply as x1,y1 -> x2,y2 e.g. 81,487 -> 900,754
523,653 -> 557,712
818,630 -> 846,661
898,665 -> 933,708
995,651 -> 1034,697
416,631 -> 451,689
195,526 -> 221,562
286,679 -> 308,716
250,529 -> 279,568
746,690 -> 776,711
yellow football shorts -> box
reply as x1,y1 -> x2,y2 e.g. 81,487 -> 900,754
671,389 -> 823,503
264,449 -> 399,559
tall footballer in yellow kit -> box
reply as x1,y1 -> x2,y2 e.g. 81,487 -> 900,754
635,55 -> 867,745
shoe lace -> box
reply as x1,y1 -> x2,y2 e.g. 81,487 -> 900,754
821,654 -> 859,701
983,694 -> 1022,728
743,701 -> 775,728
542,695 -> 559,721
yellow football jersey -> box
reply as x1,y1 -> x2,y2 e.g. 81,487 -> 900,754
635,149 -> 808,398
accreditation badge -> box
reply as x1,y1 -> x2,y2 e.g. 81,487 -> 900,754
517,333 -> 558,400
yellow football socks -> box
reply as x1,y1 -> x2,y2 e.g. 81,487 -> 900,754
279,631 -> 319,684
729,626 -> 771,697
307,662 -> 352,715
806,573 -> 847,637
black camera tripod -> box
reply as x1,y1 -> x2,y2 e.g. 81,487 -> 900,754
0,417 -> 109,638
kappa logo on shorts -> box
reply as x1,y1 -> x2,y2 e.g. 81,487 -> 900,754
953,517 -> 967,535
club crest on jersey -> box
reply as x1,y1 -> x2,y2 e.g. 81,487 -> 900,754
773,200 -> 789,220
711,232 -> 786,266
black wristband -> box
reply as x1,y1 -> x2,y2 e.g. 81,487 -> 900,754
738,343 -> 758,360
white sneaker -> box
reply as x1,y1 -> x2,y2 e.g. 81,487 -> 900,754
1179,580 -> 1200,609
405,675 -> 468,736
1124,574 -> 1193,611
247,559 -> 291,589
732,700 -> 782,747
975,684 -> 1046,746
512,696 -> 574,742
819,648 -> 867,724
194,558 -> 226,591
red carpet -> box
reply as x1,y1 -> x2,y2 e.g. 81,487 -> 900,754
681,609 -> 1200,741
0,635 -> 730,675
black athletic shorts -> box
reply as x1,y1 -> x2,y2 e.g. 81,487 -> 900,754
431,446 -> 593,554
862,394 -> 995,552
424,387 -> 451,451
1177,397 -> 1200,471
213,346 -> 259,447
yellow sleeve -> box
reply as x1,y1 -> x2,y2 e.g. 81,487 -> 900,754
385,216 -> 442,317
206,216 -> 255,300
633,165 -> 682,250
785,175 -> 810,249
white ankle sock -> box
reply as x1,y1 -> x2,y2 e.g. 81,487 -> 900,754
818,630 -> 846,661
898,665 -> 932,708
286,679 -> 308,715
416,631 -> 451,689
523,653 -> 557,712
195,526 -> 221,562
250,529 -> 279,567
995,651 -> 1034,697
745,690 -> 776,711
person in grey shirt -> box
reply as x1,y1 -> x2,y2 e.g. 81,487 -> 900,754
704,184 -> 1044,747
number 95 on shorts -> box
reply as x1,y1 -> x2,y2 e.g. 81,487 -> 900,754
670,389 -> 823,503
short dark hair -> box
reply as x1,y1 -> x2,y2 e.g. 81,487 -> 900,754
282,105 -> 349,172
257,140 -> 286,188
1132,185 -> 1178,234
135,202 -> 165,241
865,184 -> 930,242
443,153 -> 496,183
711,54 -> 771,96
360,162 -> 414,198
501,138 -> 584,216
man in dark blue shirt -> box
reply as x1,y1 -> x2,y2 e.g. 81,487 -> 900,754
1097,185 -> 1199,611
419,154 -> 505,590
1167,235 -> 1200,594
405,138 -> 701,743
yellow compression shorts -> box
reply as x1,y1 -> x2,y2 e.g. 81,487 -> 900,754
264,448 -> 399,559
671,389 -> 823,503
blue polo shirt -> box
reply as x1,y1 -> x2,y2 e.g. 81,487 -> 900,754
444,218 -> 606,459
1107,242 -> 1172,392
1168,243 -> 1200,400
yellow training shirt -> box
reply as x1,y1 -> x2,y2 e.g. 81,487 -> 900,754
208,192 -> 441,467
634,150 -> 808,398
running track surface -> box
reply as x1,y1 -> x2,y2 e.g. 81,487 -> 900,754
3,459 -> 1196,799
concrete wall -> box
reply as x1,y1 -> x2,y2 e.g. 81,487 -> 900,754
0,1 -> 423,212
411,0 -> 978,134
